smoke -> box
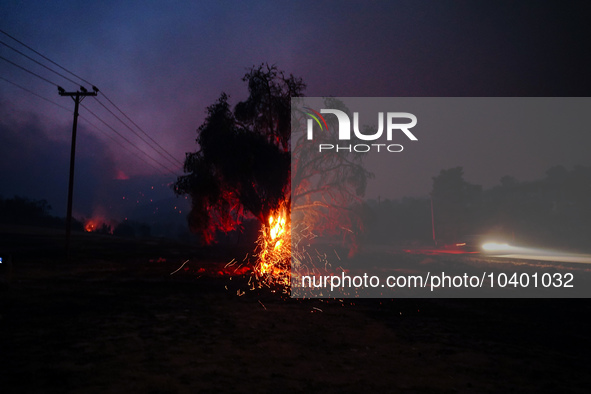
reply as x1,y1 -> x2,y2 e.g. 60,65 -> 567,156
0,102 -> 117,218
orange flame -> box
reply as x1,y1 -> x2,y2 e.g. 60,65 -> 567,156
84,219 -> 98,232
83,217 -> 113,234
255,203 -> 291,289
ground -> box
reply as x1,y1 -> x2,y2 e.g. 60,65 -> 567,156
1,227 -> 590,393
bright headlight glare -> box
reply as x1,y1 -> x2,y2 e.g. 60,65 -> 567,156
482,242 -> 510,251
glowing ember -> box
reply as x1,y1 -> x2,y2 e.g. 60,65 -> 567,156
254,203 -> 291,289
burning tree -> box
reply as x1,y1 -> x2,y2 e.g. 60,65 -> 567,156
173,64 -> 301,284
174,65 -> 371,289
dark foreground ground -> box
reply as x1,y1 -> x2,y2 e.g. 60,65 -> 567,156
1,227 -> 591,393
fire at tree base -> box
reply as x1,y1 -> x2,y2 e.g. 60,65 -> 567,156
254,204 -> 291,292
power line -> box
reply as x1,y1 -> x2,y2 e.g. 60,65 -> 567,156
0,29 -> 184,175
92,96 -> 183,168
0,40 -> 80,87
100,92 -> 184,166
0,54 -> 58,86
0,28 -> 93,86
0,76 -> 70,111
80,103 -> 179,176
79,115 -> 172,175
0,52 -> 180,171
1,30 -> 183,168
0,76 -> 177,176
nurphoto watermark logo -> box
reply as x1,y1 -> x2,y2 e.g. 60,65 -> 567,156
303,106 -> 418,153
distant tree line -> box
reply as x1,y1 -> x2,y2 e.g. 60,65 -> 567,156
365,165 -> 591,250
0,195 -> 152,239
0,195 -> 76,229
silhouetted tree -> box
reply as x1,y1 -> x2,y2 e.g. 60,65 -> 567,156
174,64 -> 304,243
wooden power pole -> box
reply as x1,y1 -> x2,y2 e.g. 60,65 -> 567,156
58,85 -> 98,257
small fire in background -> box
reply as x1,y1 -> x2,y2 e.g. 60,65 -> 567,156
84,219 -> 98,232
84,217 -> 113,234
254,203 -> 291,290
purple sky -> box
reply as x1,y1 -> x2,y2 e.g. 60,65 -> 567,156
1,1 -> 590,220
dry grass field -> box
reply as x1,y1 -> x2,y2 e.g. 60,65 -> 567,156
1,228 -> 590,393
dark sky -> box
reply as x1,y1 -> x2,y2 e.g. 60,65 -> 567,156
1,1 -> 590,219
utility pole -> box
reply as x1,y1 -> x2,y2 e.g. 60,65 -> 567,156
430,194 -> 436,246
59,85 -> 98,257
